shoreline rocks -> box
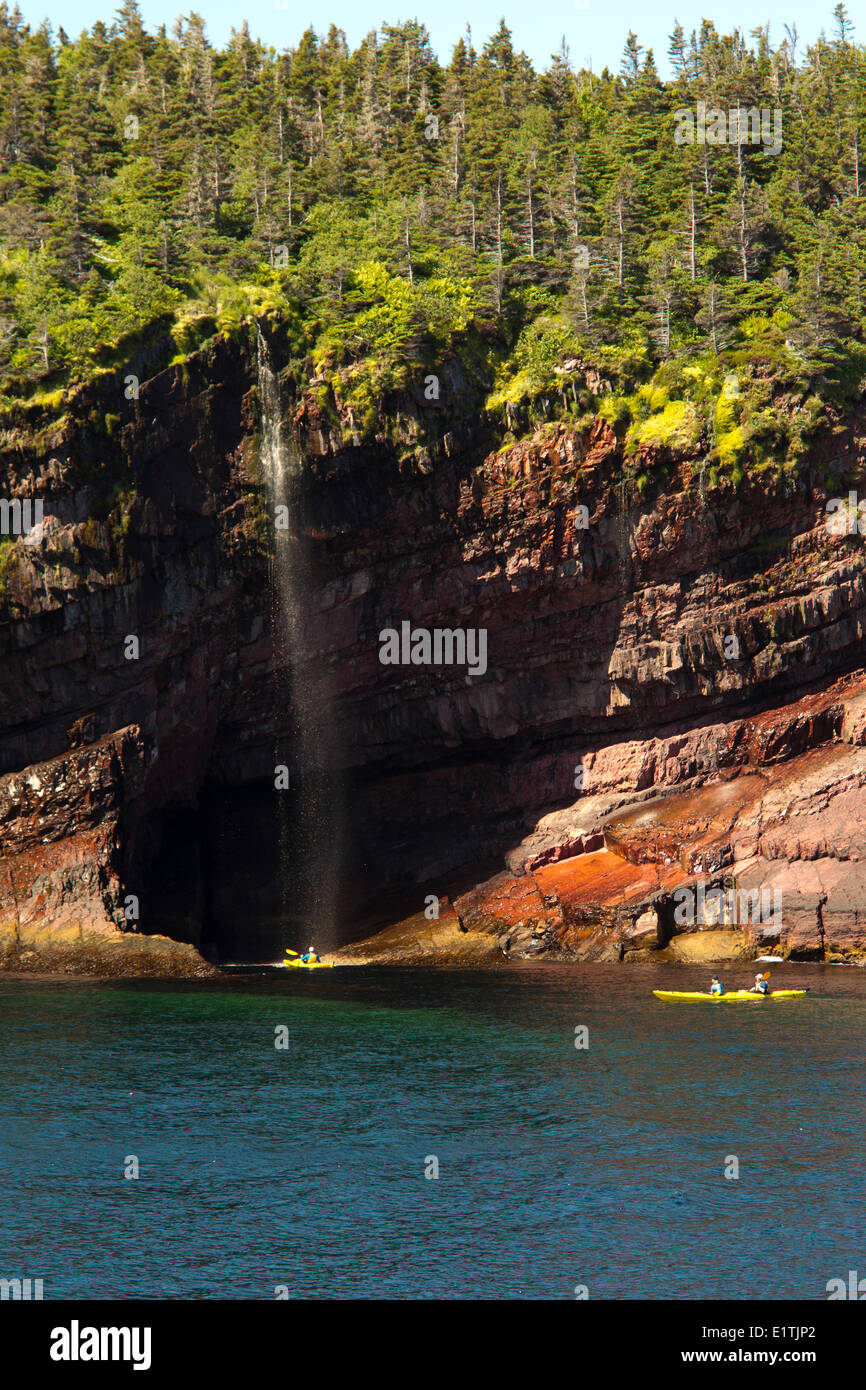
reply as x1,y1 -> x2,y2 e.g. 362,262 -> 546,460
0,933 -> 217,978
335,674 -> 866,968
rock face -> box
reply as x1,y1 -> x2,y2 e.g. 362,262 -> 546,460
0,725 -> 216,974
1,321 -> 866,971
339,675 -> 866,966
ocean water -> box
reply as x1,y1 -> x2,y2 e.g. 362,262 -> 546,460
1,961 -> 863,1300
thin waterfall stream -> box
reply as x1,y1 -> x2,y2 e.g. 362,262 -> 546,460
256,327 -> 343,947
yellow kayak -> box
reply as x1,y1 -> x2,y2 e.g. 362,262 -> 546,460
284,957 -> 334,970
653,989 -> 806,1002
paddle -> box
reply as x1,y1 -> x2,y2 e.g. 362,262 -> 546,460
285,946 -> 324,965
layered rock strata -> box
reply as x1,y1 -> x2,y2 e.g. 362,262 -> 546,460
338,676 -> 866,965
1,328 -> 865,970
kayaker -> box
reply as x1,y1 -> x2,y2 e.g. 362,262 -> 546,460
709,976 -> 723,996
750,973 -> 769,995
301,944 -> 320,964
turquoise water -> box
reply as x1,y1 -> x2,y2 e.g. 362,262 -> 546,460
1,961 -> 863,1300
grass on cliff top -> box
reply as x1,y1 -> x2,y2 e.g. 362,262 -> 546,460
2,246 -> 863,496
485,310 -> 863,488
0,538 -> 26,618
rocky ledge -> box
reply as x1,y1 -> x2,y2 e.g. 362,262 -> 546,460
335,673 -> 866,966
0,726 -> 216,975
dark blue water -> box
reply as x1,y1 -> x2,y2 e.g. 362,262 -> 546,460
1,961 -> 863,1299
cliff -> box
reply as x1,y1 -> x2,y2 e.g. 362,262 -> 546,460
1,321 -> 865,972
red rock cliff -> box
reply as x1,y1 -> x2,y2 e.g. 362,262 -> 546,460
1,324 -> 865,970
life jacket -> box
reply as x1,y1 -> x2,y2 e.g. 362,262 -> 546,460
710,982 -> 722,995
756,979 -> 768,994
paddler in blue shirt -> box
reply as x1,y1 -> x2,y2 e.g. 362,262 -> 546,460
301,944 -> 320,963
750,972 -> 769,995
709,976 -> 723,996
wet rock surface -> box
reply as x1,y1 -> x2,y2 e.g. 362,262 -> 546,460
338,676 -> 866,966
2,332 -> 866,972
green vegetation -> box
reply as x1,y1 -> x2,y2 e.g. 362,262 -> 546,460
0,537 -> 23,613
0,3 -> 864,478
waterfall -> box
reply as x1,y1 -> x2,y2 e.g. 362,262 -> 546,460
256,327 -> 342,946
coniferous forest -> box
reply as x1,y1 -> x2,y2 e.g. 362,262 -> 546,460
0,3 -> 865,479
5,6 -> 866,1323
